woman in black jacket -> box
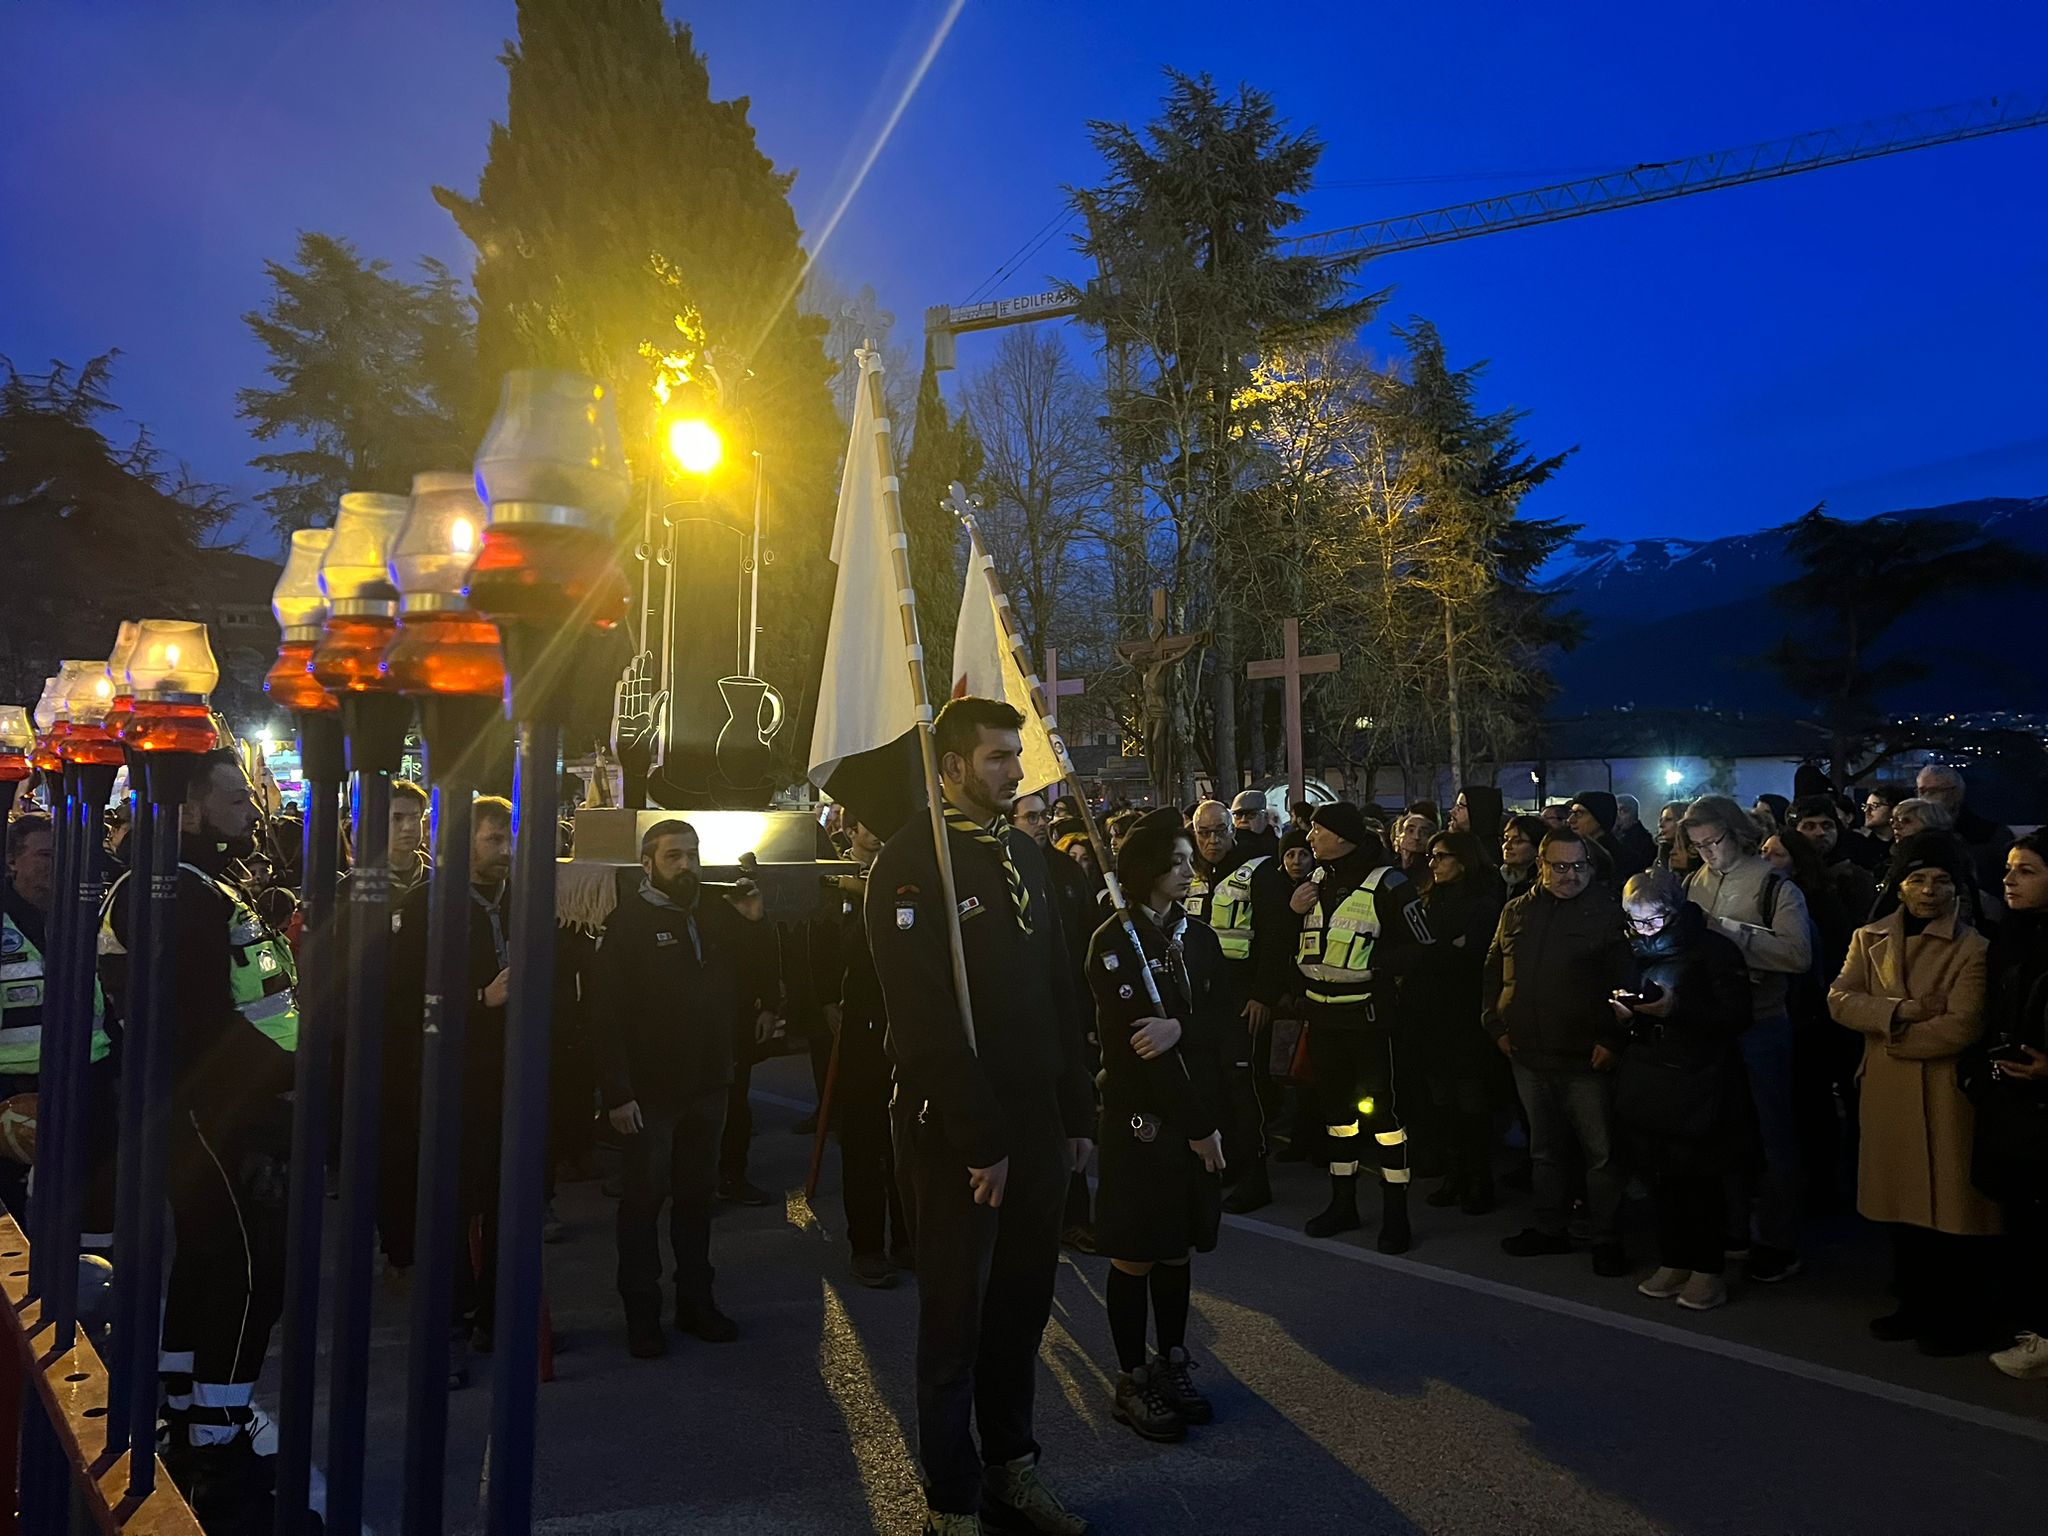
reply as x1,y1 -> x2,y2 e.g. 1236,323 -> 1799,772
1414,830 -> 1506,1214
1971,832 -> 2048,1382
1087,821 -> 1229,1443
1612,870 -> 1756,1313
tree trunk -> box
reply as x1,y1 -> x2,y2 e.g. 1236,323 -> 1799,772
1247,680 -> 1268,781
1211,603 -> 1239,796
1442,599 -> 1467,792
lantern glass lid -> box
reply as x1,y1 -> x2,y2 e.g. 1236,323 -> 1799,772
392,472 -> 486,605
126,619 -> 220,700
0,706 -> 32,754
473,369 -> 630,530
105,619 -> 142,695
318,494 -> 408,608
33,676 -> 62,733
274,528 -> 336,632
57,657 -> 116,726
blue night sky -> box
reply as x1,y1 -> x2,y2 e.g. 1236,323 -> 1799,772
4,1 -> 2045,556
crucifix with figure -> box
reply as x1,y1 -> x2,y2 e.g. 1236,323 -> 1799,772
1113,587 -> 1204,803
1246,617 -> 1339,810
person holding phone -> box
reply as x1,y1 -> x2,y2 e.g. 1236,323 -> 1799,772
1086,820 -> 1230,1443
1968,833 -> 2048,1381
1611,872 -> 1756,1312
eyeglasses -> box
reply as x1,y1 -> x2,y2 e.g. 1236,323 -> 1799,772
1544,859 -> 1592,874
1426,851 -> 1457,864
1688,830 -> 1730,855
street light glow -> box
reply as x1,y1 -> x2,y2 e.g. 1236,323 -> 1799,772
1664,767 -> 1683,786
667,417 -> 723,476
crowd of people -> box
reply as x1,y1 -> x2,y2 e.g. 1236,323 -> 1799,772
4,717 -> 2045,1536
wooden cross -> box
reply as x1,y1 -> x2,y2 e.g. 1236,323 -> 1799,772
1245,617 -> 1339,811
1042,646 -> 1085,729
1113,587 -> 1204,801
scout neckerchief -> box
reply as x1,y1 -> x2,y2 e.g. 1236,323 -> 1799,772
942,803 -> 1033,935
1141,901 -> 1191,998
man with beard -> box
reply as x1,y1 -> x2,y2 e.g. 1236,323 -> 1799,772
867,698 -> 1094,1536
1185,800 -> 1294,1213
591,819 -> 778,1356
101,750 -> 300,1525
385,795 -> 513,1379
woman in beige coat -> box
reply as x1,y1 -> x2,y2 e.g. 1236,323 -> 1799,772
1830,832 -> 2004,1355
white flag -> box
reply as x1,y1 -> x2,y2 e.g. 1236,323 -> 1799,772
806,350 -> 922,836
951,532 -> 1062,796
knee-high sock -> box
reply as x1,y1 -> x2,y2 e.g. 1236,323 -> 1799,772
1106,1266 -> 1150,1372
1149,1261 -> 1191,1356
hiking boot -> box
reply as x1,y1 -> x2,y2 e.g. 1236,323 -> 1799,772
1746,1246 -> 1803,1284
1304,1175 -> 1361,1238
677,1296 -> 738,1343
1110,1364 -> 1184,1443
1637,1266 -> 1692,1299
1591,1242 -> 1627,1278
1153,1347 -> 1212,1424
923,1515 -> 984,1536
983,1453 -> 1090,1533
1676,1273 -> 1728,1312
1500,1227 -> 1572,1257
717,1175 -> 774,1207
851,1251 -> 898,1289
1221,1160 -> 1271,1214
1991,1331 -> 2048,1380
1376,1182 -> 1412,1255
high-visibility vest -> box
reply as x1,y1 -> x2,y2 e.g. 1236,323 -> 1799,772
98,865 -> 299,1052
1295,867 -> 1394,1007
1205,857 -> 1265,962
1185,871 -> 1214,925
1,911 -> 112,1074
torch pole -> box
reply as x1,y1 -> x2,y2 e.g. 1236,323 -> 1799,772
105,769 -> 152,1458
124,750 -> 196,1497
484,711 -> 562,1536
400,694 -> 494,1536
324,695 -> 410,1536
272,710 -> 344,1536
44,759 -> 118,1347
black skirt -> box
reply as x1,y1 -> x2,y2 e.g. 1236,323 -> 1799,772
1092,1102 -> 1223,1262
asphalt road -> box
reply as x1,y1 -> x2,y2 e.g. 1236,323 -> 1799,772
323,1055 -> 2047,1535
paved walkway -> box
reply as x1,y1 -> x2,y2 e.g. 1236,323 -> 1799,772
325,1056 -> 2045,1535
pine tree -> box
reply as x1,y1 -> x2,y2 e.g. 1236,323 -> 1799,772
238,233 -> 475,543
0,354 -> 235,700
1072,71 -> 1376,794
434,0 -> 840,765
897,342 -> 984,692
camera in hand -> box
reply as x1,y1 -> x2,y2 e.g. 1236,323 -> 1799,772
1610,980 -> 1666,1010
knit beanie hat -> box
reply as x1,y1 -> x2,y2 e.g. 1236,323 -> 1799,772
1572,790 -> 1618,832
1889,830 -> 1969,890
1311,800 -> 1369,848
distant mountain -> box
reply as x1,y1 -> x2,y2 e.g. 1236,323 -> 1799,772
1539,494 -> 2048,716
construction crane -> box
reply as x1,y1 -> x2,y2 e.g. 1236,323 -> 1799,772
922,90 -> 2048,368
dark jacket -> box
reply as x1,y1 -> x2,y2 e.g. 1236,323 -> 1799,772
1481,882 -> 1631,1070
1966,909 -> 2048,1199
827,877 -> 893,1104
1411,870 -> 1504,1077
866,812 -> 1094,1168
102,835 -> 294,1135
1087,905 -> 1226,1142
1613,820 -> 1658,880
1614,905 -> 1758,1171
387,875 -> 513,1141
589,880 -> 776,1115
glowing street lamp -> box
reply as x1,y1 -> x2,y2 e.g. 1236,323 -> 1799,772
666,416 -> 723,477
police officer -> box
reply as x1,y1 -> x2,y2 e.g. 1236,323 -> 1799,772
1291,801 -> 1433,1252
1184,800 -> 1293,1214
102,749 -> 299,1520
1,813 -> 114,1229
866,698 -> 1092,1536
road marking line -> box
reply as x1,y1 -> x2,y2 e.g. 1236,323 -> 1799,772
1222,1210 -> 2048,1445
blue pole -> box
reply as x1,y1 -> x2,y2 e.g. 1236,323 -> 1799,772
483,719 -> 560,1536
105,777 -> 152,1459
273,713 -> 344,1536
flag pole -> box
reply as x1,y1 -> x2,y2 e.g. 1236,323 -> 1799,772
948,488 -> 1167,1018
860,349 -> 977,1053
